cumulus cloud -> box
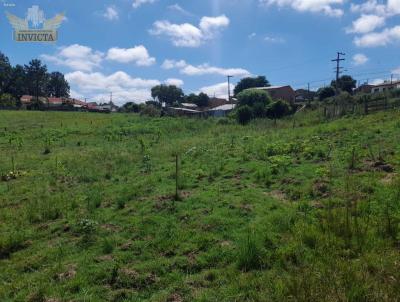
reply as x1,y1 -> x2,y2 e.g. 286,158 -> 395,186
132,0 -> 156,9
103,6 -> 119,21
346,14 -> 385,34
352,53 -> 369,65
150,15 -> 230,47
41,44 -> 104,72
354,25 -> 400,47
198,82 -> 234,99
164,78 -> 184,87
260,0 -> 345,17
66,71 -> 161,105
106,45 -> 156,66
161,59 -> 251,77
349,0 -> 400,47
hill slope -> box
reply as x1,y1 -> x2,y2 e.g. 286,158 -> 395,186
1,110 -> 400,301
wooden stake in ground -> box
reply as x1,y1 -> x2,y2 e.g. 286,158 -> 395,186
175,154 -> 180,201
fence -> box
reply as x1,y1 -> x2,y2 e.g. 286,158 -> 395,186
322,97 -> 400,119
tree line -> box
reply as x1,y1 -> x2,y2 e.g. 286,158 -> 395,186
0,52 -> 70,108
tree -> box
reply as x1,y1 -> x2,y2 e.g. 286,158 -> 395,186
122,102 -> 140,113
8,65 -> 27,99
195,92 -> 209,107
318,87 -> 336,101
236,105 -> 253,125
266,100 -> 291,119
47,72 -> 70,97
0,93 -> 17,108
234,76 -> 270,96
331,75 -> 357,94
24,59 -> 49,99
0,52 -> 12,95
151,85 -> 184,106
237,89 -> 272,108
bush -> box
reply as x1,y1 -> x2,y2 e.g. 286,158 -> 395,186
140,105 -> 160,117
236,105 -> 253,125
237,89 -> 272,107
266,100 -> 291,119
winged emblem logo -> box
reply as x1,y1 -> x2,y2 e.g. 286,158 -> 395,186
6,6 -> 65,42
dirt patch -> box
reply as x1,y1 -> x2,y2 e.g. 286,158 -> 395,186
381,173 -> 398,185
101,224 -> 121,232
364,159 -> 395,173
312,180 -> 330,198
56,264 -> 77,281
168,293 -> 183,302
95,255 -> 114,262
268,190 -> 288,203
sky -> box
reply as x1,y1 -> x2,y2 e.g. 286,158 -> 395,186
1,0 -> 400,105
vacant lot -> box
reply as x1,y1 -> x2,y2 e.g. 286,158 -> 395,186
1,110 -> 400,301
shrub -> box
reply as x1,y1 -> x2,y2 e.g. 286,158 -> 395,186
236,105 -> 253,125
237,89 -> 272,107
140,105 -> 160,117
266,100 -> 291,119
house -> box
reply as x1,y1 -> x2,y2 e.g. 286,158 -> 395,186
251,86 -> 296,104
167,107 -> 206,117
371,81 -> 400,94
208,97 -> 231,109
181,103 -> 198,110
354,84 -> 374,94
295,89 -> 316,103
208,104 -> 236,117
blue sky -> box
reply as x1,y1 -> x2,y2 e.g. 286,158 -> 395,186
1,0 -> 400,104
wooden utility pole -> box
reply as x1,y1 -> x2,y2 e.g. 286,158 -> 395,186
332,52 -> 346,95
227,75 -> 233,101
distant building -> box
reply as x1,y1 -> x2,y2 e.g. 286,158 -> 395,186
181,103 -> 198,110
251,86 -> 296,104
208,97 -> 231,109
208,104 -> 236,117
355,84 -> 374,94
371,81 -> 400,94
295,89 -> 316,103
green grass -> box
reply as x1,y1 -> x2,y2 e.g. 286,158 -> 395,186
0,110 -> 400,301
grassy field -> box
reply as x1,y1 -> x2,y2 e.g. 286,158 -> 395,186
1,110 -> 400,302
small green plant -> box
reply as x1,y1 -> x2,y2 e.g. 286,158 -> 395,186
237,231 -> 263,272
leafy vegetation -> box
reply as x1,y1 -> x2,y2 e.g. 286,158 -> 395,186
1,109 -> 400,301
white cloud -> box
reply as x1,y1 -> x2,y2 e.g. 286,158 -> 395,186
106,45 -> 156,66
150,15 -> 230,47
352,53 -> 369,65
346,14 -> 385,34
103,6 -> 119,21
350,0 -> 387,16
198,82 -> 234,99
66,71 -> 161,105
132,0 -> 156,9
392,67 -> 400,75
354,25 -> 400,47
168,4 -> 192,16
264,35 -> 285,43
41,44 -> 104,72
161,59 -> 251,77
248,32 -> 257,39
260,0 -> 345,17
164,78 -> 184,87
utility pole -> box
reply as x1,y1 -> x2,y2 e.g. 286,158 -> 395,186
110,92 -> 113,104
332,52 -> 346,94
391,74 -> 393,84
227,75 -> 233,102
